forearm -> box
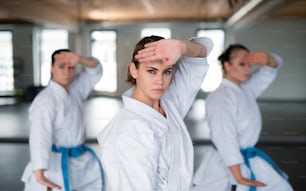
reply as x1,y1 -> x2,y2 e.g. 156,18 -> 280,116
229,164 -> 266,187
181,40 -> 207,58
266,53 -> 278,68
79,56 -> 100,68
229,164 -> 243,182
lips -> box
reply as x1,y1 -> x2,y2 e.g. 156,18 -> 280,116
152,88 -> 164,94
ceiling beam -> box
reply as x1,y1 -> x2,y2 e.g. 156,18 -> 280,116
140,0 -> 155,15
224,0 -> 296,29
224,0 -> 264,28
0,1 -> 77,30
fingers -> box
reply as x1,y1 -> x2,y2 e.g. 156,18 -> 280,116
144,41 -> 158,48
134,39 -> 179,65
35,170 -> 62,190
135,46 -> 163,63
237,177 -> 267,187
136,47 -> 156,58
54,52 -> 80,66
44,180 -> 62,190
37,177 -> 61,190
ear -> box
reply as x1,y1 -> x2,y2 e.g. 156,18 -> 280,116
224,61 -> 231,73
129,62 -> 138,79
50,65 -> 54,78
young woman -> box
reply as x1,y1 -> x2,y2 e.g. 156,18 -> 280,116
97,36 -> 213,191
193,44 -> 293,191
22,49 -> 104,191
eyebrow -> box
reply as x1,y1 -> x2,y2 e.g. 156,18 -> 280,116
145,66 -> 174,70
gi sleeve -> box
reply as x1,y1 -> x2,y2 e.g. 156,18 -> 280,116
242,53 -> 283,98
165,37 -> 213,118
71,63 -> 103,100
29,94 -> 55,170
206,88 -> 244,167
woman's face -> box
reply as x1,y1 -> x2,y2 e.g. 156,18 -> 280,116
224,49 -> 251,84
51,58 -> 76,90
131,60 -> 174,104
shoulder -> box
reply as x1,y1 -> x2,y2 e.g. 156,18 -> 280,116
207,84 -> 238,104
30,87 -> 56,111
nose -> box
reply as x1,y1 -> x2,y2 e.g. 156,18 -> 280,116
63,67 -> 70,75
156,72 -> 164,85
64,67 -> 73,77
245,64 -> 251,73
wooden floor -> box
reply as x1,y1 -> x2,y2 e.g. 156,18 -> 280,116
0,97 -> 305,191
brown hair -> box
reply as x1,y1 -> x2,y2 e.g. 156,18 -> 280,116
218,44 -> 249,75
126,35 -> 164,85
51,49 -> 71,65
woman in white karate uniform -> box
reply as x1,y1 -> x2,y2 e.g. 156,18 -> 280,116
193,44 -> 293,191
22,49 -> 104,191
97,36 -> 213,191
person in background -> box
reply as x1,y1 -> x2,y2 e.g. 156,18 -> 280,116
21,49 -> 104,191
97,35 -> 213,191
193,44 -> 293,191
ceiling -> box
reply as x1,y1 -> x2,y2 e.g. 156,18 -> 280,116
0,0 -> 305,30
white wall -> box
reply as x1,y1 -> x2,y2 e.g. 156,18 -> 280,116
227,19 -> 306,101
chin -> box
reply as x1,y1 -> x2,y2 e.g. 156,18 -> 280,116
151,94 -> 163,100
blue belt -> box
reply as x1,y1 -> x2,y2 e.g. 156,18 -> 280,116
241,147 -> 288,191
213,145 -> 288,191
52,144 -> 104,191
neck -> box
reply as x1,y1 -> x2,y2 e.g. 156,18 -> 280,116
224,76 -> 241,85
132,91 -> 165,116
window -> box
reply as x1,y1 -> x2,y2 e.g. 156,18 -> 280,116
197,29 -> 224,92
91,30 -> 117,92
0,31 -> 14,91
141,28 -> 171,39
40,29 -> 68,86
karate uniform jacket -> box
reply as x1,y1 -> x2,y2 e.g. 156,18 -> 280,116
97,37 -> 213,191
22,64 -> 103,191
193,54 -> 293,191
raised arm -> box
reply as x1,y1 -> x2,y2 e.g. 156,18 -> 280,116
135,38 -> 208,66
242,51 -> 282,97
54,51 -> 100,68
243,51 -> 278,68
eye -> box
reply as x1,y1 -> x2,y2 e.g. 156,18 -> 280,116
163,69 -> 173,75
147,69 -> 157,74
239,62 -> 246,67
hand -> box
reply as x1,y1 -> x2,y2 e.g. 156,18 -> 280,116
242,51 -> 269,66
229,164 -> 266,188
54,51 -> 80,67
35,169 -> 62,190
135,39 -> 183,66
235,176 -> 266,187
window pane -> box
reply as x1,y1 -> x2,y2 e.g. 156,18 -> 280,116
0,31 -> 14,91
91,30 -> 117,92
40,29 -> 68,86
197,29 -> 224,92
141,28 -> 171,39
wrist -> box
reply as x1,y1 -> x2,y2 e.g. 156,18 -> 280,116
179,40 -> 187,56
267,54 -> 277,68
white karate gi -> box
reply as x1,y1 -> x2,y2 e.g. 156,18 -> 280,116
97,37 -> 213,191
22,64 -> 103,191
193,54 -> 293,191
